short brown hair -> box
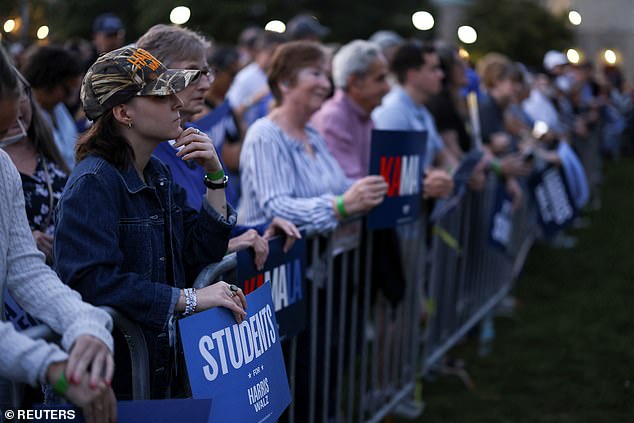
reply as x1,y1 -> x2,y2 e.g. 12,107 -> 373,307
267,41 -> 325,104
477,53 -> 519,90
136,24 -> 211,67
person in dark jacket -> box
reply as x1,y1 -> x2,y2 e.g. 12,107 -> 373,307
54,46 -> 245,399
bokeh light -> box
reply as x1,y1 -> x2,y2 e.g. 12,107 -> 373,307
412,11 -> 434,31
264,20 -> 286,33
170,6 -> 191,25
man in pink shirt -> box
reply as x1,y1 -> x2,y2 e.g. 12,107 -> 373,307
312,39 -> 406,310
311,40 -> 390,179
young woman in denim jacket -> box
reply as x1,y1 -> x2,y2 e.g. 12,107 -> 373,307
54,47 -> 247,399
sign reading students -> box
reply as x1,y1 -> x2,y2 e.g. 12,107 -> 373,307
367,130 -> 426,230
529,165 -> 576,236
236,233 -> 307,340
180,282 -> 291,423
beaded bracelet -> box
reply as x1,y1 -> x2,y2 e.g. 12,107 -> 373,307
183,288 -> 198,316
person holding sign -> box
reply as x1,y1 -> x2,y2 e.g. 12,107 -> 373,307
53,47 -> 247,399
477,54 -> 533,208
373,41 -> 457,199
0,46 -> 116,423
311,39 -> 390,180
240,41 -> 388,233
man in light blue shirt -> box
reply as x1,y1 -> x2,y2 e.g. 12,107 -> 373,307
373,42 -> 457,198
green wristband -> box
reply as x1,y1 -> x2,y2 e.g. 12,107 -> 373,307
206,169 -> 225,182
336,195 -> 349,219
489,159 -> 502,176
53,371 -> 70,396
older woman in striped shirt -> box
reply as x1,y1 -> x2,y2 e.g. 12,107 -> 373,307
240,41 -> 388,233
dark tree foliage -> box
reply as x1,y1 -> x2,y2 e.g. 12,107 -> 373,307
4,0 -> 570,69
463,0 -> 572,68
15,0 -> 436,45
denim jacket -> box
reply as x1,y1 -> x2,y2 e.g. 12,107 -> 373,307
54,155 -> 235,396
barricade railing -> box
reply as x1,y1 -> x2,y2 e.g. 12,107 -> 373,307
4,174 -> 540,421
422,175 -> 539,374
577,128 -> 603,208
4,306 -> 150,409
194,217 -> 427,423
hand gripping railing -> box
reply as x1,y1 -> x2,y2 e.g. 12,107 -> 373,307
193,252 -> 237,289
9,306 -> 150,405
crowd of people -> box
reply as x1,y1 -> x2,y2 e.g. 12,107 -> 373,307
1,11 -> 632,422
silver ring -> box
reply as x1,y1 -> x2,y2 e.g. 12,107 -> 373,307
229,284 -> 240,293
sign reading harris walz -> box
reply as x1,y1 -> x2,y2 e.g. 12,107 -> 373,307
179,282 -> 292,423
236,234 -> 307,340
528,165 -> 576,237
367,130 -> 427,230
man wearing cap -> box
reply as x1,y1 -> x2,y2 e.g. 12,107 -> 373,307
286,14 -> 330,41
92,13 -> 125,57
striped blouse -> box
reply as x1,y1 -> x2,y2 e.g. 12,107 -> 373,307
239,117 -> 353,233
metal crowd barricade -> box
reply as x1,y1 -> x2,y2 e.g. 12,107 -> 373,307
1,173 -> 543,420
576,128 -> 603,209
194,217 -> 427,423
422,175 -> 539,374
5,306 -> 150,408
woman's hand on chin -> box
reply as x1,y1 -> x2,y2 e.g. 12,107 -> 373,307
173,127 -> 222,172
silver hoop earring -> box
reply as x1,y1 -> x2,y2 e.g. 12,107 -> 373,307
128,122 -> 133,129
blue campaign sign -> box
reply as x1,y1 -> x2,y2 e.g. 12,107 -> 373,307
33,399 -> 213,423
4,287 -> 40,331
236,233 -> 307,340
528,165 -> 577,237
179,282 -> 291,423
367,129 -> 427,230
488,181 -> 514,252
430,149 -> 483,223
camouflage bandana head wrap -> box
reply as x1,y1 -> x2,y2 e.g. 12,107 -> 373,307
81,46 -> 201,120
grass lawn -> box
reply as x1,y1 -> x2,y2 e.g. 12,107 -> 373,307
405,158 -> 634,423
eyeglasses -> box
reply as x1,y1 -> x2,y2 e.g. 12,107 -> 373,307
193,67 -> 215,84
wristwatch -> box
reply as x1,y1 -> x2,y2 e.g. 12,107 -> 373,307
203,174 -> 229,190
